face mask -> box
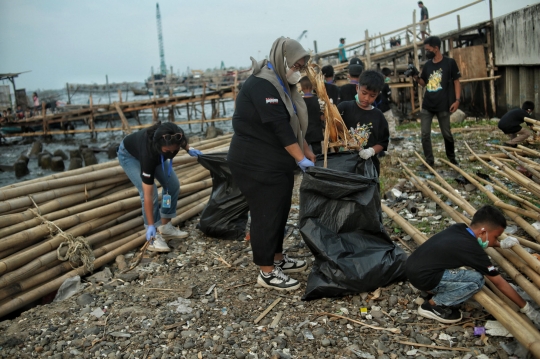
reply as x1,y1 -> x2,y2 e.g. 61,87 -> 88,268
426,50 -> 435,60
478,232 -> 489,249
286,66 -> 301,85
355,94 -> 360,105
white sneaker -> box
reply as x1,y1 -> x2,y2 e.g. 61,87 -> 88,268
158,222 -> 188,239
148,233 -> 172,253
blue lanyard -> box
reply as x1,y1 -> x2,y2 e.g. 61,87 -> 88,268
267,62 -> 297,114
350,80 -> 359,85
466,228 -> 475,238
161,155 -> 172,193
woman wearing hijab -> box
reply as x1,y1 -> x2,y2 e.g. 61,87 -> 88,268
228,37 -> 316,291
118,122 -> 202,252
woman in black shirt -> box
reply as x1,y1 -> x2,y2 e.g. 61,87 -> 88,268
118,122 -> 201,252
228,37 -> 315,291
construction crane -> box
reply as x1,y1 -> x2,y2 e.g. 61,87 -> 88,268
156,3 -> 167,76
297,30 -> 308,42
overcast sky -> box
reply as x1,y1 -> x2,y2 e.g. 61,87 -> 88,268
0,0 -> 535,91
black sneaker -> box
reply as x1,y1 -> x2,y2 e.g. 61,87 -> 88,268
449,159 -> 459,166
275,254 -> 307,273
257,266 -> 300,291
504,142 -> 518,148
418,301 -> 462,324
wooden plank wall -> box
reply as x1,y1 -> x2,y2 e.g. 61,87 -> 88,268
496,66 -> 540,119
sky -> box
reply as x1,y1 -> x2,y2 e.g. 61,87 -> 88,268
0,0 -> 536,91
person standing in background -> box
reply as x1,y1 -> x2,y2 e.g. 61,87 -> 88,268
418,1 -> 430,40
32,92 -> 40,113
321,65 -> 340,105
338,38 -> 347,63
339,58 -> 364,102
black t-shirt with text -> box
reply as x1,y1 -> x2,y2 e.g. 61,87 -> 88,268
337,100 -> 389,174
123,129 -> 163,185
420,57 -> 461,113
304,96 -> 324,143
498,108 -> 535,134
339,83 -> 357,103
228,75 -> 297,173
406,223 -> 499,291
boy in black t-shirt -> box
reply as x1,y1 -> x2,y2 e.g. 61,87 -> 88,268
411,36 -> 461,167
300,76 -> 324,155
321,65 -> 340,105
406,205 -> 540,325
498,101 -> 535,147
339,57 -> 364,102
337,70 -> 389,176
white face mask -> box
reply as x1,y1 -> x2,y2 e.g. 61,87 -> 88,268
286,67 -> 301,85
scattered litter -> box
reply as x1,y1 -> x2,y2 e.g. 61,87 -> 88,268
485,320 -> 513,337
504,225 -> 517,234
340,307 -> 349,315
141,319 -> 153,329
205,284 -> 216,295
483,184 -> 494,193
406,349 -> 418,355
473,327 -> 486,336
90,308 -> 105,318
350,349 -> 375,359
167,297 -> 193,314
438,333 -> 455,342
532,222 -> 540,231
54,275 -> 83,302
221,307 -> 227,316
109,332 -> 131,338
302,328 -> 314,340
360,307 -> 368,314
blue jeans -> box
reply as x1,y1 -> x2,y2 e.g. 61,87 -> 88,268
431,269 -> 485,307
117,141 -> 180,226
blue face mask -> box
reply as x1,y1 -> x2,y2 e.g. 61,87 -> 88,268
478,232 -> 489,249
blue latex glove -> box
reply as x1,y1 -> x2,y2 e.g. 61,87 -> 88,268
146,225 -> 156,243
188,148 -> 202,157
297,157 -> 315,172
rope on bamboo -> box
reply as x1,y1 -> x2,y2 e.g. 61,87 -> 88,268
29,208 -> 95,272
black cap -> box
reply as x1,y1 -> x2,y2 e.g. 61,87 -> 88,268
348,65 -> 363,77
321,65 -> 334,77
340,38 -> 346,42
349,57 -> 364,66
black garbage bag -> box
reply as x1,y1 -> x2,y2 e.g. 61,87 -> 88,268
197,153 -> 249,240
301,152 -> 407,300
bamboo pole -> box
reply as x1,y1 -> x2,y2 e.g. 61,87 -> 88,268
490,157 -> 540,199
0,197 -> 142,271
399,160 -> 468,223
0,176 -> 128,214
413,152 -> 476,214
0,189 -> 211,291
440,158 -> 540,243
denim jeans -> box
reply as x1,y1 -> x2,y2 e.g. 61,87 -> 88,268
419,109 -> 456,164
431,269 -> 485,307
117,141 -> 180,226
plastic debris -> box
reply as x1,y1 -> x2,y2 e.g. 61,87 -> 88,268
167,297 -> 193,314
53,275 -> 83,302
473,327 -> 486,336
91,308 -> 105,319
504,225 -> 517,235
302,328 -> 314,340
485,320 -> 513,337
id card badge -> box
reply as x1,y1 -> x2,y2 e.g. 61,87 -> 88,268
162,194 -> 172,209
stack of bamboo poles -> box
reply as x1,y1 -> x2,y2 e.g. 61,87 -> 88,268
0,134 -> 233,318
383,145 -> 540,355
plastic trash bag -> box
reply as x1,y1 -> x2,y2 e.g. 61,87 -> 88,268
197,153 -> 249,240
53,275 -> 83,302
301,152 -> 407,300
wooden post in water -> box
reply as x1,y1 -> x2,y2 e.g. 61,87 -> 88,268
114,102 -> 131,134
365,30 -> 371,69
42,103 -> 48,136
118,90 -> 123,103
106,75 -> 111,105
233,70 -> 238,108
186,103 -> 192,131
89,95 -> 95,139
412,10 -> 422,110
201,82 -> 207,133
66,83 -> 71,104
